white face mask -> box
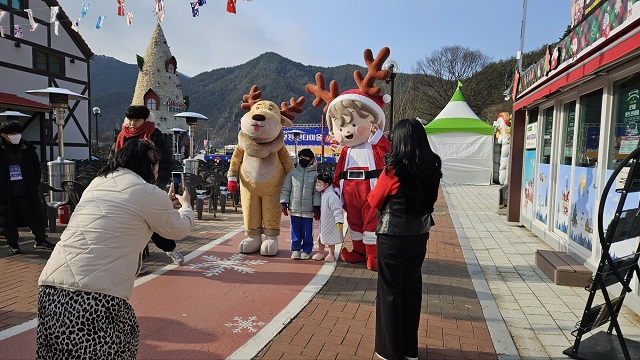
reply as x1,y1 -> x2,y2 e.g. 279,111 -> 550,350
315,185 -> 326,192
7,134 -> 21,144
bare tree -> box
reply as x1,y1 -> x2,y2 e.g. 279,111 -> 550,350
411,45 -> 491,121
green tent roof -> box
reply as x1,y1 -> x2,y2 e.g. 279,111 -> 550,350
424,84 -> 494,135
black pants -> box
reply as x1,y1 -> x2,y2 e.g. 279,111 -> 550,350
5,196 -> 47,246
150,232 -> 176,252
375,233 -> 428,360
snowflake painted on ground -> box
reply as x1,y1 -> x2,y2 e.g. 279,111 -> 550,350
187,253 -> 268,276
225,316 -> 266,333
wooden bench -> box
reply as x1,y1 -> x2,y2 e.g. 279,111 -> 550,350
535,250 -> 592,287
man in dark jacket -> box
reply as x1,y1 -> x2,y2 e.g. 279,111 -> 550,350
113,106 -> 184,271
0,121 -> 55,254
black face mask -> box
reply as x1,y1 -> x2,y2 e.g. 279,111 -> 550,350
299,159 -> 311,168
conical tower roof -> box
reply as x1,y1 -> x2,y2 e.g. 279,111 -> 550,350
424,82 -> 494,135
132,23 -> 187,131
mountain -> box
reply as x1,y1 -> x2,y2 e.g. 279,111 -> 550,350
90,53 -> 365,146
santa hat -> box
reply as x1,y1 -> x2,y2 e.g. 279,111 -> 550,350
327,89 -> 391,128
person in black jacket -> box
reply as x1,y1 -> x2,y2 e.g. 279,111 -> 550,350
367,118 -> 442,360
0,121 -> 55,254
114,106 -> 184,270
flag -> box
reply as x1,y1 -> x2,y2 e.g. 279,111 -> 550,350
117,0 -> 126,17
227,0 -> 236,14
81,2 -> 90,18
72,18 -> 80,32
198,0 -> 206,5
125,11 -> 133,26
96,15 -> 105,29
25,9 -> 36,27
30,23 -> 38,32
191,2 -> 199,17
14,25 -> 23,38
54,21 -> 59,35
50,6 -> 59,23
0,10 -> 5,22
154,0 -> 165,23
0,26 -> 4,38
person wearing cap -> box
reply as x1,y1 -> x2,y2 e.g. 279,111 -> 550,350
113,105 -> 185,270
0,120 -> 55,254
280,148 -> 321,259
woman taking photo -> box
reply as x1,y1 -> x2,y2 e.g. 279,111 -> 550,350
368,118 -> 442,360
37,138 -> 193,359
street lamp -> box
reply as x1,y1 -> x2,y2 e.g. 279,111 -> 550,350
384,60 -> 398,132
285,129 -> 305,160
168,127 -> 186,161
25,87 -> 88,202
92,107 -> 101,158
174,112 -> 208,174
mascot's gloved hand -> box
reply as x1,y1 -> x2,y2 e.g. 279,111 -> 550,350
227,177 -> 238,194
336,222 -> 343,231
313,206 -> 321,221
281,203 -> 289,216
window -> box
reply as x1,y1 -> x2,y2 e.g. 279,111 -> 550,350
168,63 -> 175,74
561,101 -> 577,165
609,73 -> 640,169
576,89 -> 602,168
540,107 -> 554,164
146,98 -> 157,110
33,49 -> 65,76
0,0 -> 24,10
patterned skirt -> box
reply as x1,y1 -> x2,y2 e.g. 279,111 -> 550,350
36,285 -> 139,360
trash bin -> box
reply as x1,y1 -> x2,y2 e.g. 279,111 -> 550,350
183,158 -> 199,175
48,158 -> 75,203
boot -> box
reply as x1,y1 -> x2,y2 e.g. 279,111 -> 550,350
365,244 -> 378,271
238,236 -> 261,254
340,239 -> 367,263
261,235 -> 279,256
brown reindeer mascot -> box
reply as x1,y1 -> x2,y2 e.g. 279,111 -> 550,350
305,47 -> 392,271
227,86 -> 305,256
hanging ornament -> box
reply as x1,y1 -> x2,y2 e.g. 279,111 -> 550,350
125,11 -> 133,26
227,0 -> 237,14
0,10 -> 5,22
25,9 -> 36,28
0,26 -> 5,38
198,0 -> 206,5
54,21 -> 59,36
30,23 -> 38,32
191,2 -> 199,17
154,0 -> 165,23
81,3 -> 90,18
96,15 -> 105,29
50,6 -> 59,23
14,25 -> 23,38
117,0 -> 125,17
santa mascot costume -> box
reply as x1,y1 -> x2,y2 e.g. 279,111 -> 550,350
305,47 -> 392,271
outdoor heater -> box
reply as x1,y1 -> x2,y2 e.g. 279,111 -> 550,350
174,112 -> 208,175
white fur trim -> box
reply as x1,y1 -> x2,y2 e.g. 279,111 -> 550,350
146,112 -> 155,123
363,231 -> 376,245
382,94 -> 391,103
327,93 -> 386,129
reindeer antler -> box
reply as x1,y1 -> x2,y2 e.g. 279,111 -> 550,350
280,96 -> 306,120
241,85 -> 263,111
305,72 -> 340,113
354,47 -> 391,96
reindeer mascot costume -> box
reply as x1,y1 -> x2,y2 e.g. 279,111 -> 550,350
306,47 -> 392,271
227,86 -> 305,256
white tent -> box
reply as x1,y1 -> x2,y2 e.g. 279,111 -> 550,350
424,84 -> 494,185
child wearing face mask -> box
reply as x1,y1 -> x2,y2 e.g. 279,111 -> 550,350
312,174 -> 344,262
0,121 -> 56,255
280,148 -> 321,260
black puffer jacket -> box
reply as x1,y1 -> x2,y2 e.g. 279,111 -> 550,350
0,139 -> 46,229
376,189 -> 433,236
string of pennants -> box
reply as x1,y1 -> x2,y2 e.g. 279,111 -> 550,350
0,0 -> 252,38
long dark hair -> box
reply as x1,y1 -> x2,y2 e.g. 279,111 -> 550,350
386,118 -> 442,215
98,138 -> 160,184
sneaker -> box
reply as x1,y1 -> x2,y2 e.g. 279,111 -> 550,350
8,245 -> 21,255
291,250 -> 301,259
34,240 -> 55,250
166,249 -> 185,265
312,252 -> 326,261
300,252 -> 311,260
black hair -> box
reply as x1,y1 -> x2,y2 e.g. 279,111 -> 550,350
125,105 -> 150,120
386,118 -> 442,215
298,148 -> 314,159
317,174 -> 333,185
97,138 -> 160,183
0,121 -> 23,134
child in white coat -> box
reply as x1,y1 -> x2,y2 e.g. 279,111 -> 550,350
312,174 -> 344,262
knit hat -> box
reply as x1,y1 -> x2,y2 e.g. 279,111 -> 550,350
327,89 -> 391,128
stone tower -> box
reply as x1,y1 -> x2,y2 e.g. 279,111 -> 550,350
132,23 -> 187,131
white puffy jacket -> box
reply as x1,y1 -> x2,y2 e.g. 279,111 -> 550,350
39,168 -> 194,300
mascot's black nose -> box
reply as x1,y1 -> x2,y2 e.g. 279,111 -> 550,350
252,114 -> 266,122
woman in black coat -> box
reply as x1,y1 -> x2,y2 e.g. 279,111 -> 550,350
0,121 -> 54,254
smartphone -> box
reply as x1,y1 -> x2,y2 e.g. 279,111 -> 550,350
172,172 -> 184,195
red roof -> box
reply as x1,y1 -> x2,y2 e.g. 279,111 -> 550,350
0,92 -> 51,111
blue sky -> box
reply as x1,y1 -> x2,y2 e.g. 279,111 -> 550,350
55,0 -> 572,77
